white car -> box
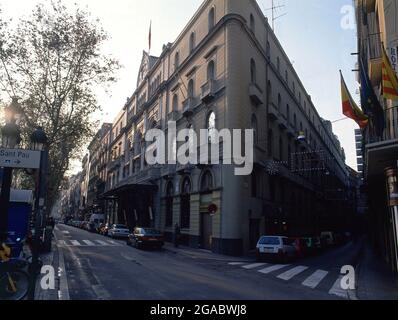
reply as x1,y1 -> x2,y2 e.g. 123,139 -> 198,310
108,224 -> 130,238
256,236 -> 297,262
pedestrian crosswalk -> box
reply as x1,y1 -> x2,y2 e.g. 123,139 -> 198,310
57,239 -> 122,247
227,261 -> 351,299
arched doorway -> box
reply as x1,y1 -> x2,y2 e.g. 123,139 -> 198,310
180,177 -> 191,229
199,170 -> 214,250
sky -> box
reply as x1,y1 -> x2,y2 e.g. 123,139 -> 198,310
0,0 -> 359,173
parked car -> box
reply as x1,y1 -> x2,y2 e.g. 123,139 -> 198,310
97,223 -> 106,234
108,224 -> 130,238
256,236 -> 297,263
320,231 -> 335,247
291,237 -> 309,258
87,222 -> 97,233
127,227 -> 165,249
303,237 -> 322,255
100,223 -> 111,236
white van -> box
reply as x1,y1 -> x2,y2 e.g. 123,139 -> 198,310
256,236 -> 297,262
89,214 -> 105,231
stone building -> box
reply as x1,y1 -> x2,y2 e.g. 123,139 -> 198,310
355,0 -> 398,272
99,0 -> 352,256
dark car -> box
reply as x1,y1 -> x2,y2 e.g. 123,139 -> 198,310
127,227 -> 164,249
303,237 -> 322,255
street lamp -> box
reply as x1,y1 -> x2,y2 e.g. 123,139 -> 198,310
4,97 -> 23,124
30,127 -> 48,151
1,122 -> 21,148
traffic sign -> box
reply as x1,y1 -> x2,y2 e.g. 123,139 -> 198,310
0,148 -> 41,169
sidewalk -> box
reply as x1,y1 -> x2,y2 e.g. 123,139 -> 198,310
356,243 -> 398,300
23,239 -> 60,300
163,242 -> 255,262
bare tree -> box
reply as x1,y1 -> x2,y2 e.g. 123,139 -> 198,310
0,1 -> 120,214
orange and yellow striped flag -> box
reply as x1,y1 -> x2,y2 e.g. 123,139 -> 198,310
340,71 -> 369,129
382,45 -> 398,101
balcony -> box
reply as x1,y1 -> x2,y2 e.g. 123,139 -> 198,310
367,32 -> 382,86
278,116 -> 288,130
201,79 -> 216,103
249,83 -> 264,106
167,110 -> 180,122
268,103 -> 278,121
287,124 -> 296,138
182,97 -> 196,117
107,156 -> 123,171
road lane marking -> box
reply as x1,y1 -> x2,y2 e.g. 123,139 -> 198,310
277,266 -> 309,281
70,240 -> 82,246
302,270 -> 329,289
57,240 -> 67,246
53,232 -> 70,300
107,240 -> 122,246
242,263 -> 268,269
258,264 -> 290,274
62,231 -> 70,234
82,240 -> 96,246
228,262 -> 246,266
329,276 -> 348,299
95,240 -> 111,246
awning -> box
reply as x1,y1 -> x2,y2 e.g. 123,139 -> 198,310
101,182 -> 158,199
365,138 -> 398,178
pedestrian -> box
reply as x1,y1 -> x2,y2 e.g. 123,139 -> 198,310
173,223 -> 181,248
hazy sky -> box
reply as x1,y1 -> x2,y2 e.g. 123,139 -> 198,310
0,0 -> 359,172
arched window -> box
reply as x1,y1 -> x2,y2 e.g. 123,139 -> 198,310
200,170 -> 213,192
180,177 -> 191,229
207,60 -> 215,80
251,114 -> 258,145
165,182 -> 174,227
174,52 -> 180,70
250,59 -> 256,84
172,94 -> 178,112
189,32 -> 196,53
208,7 -> 215,31
268,129 -> 273,157
250,14 -> 255,32
188,79 -> 194,98
207,111 -> 216,143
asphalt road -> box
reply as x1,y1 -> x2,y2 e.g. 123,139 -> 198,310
53,223 -> 360,300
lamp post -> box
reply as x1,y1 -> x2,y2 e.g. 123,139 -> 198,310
27,126 -> 48,300
0,98 -> 23,242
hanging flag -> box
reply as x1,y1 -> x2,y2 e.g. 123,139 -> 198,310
382,45 -> 398,101
359,57 -> 385,136
340,71 -> 369,129
148,20 -> 152,53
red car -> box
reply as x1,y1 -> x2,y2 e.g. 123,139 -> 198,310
290,237 -> 308,258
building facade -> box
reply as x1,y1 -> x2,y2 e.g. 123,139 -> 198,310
355,0 -> 398,272
89,0 -> 355,256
